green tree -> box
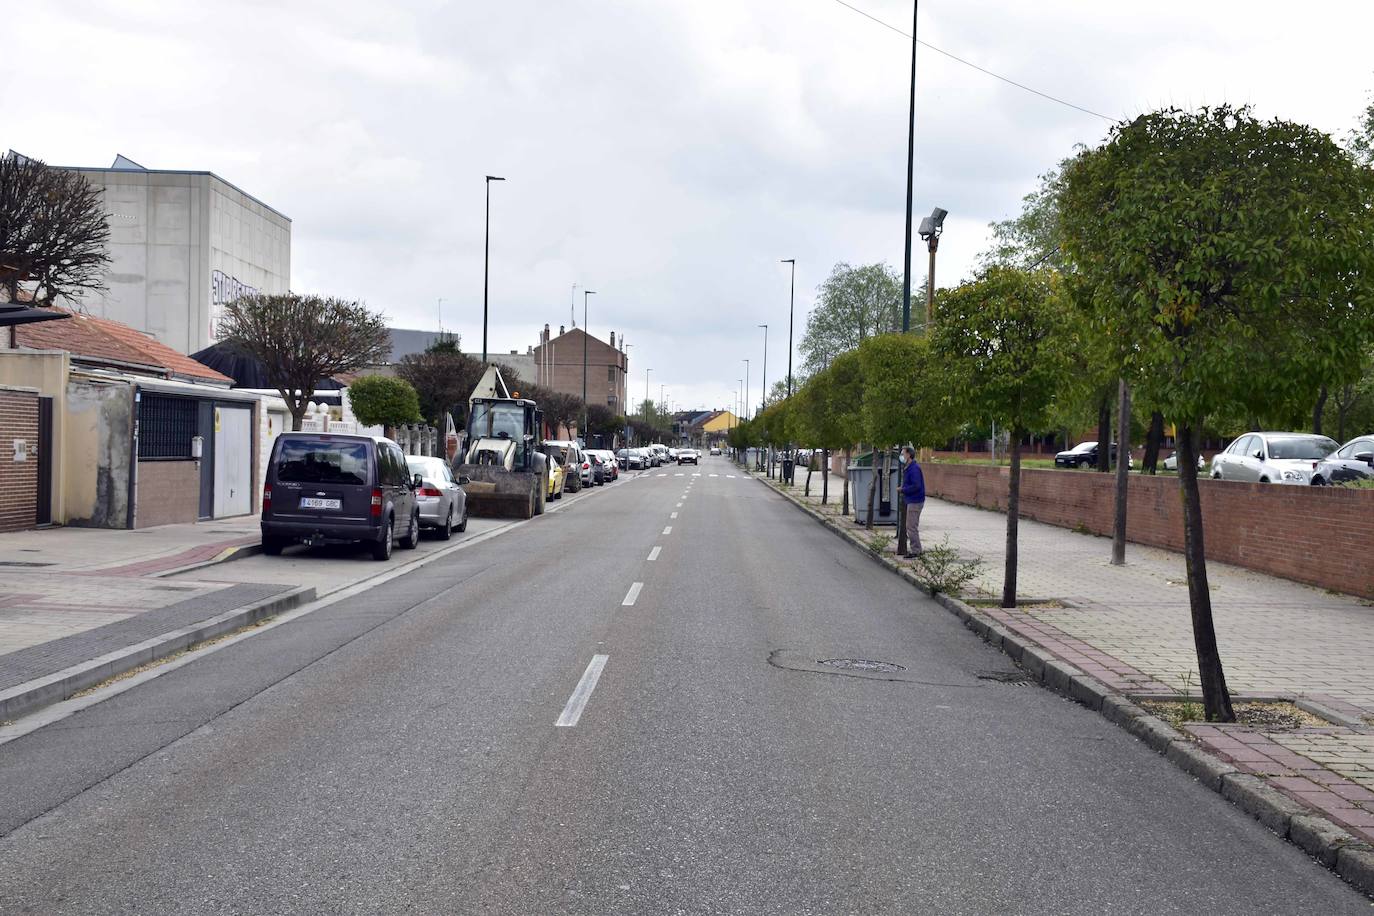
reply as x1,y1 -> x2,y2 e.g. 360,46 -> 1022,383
348,375 -> 422,430
1060,105 -> 1374,722
798,262 -> 901,375
933,267 -> 1078,609
395,334 -> 485,428
218,293 -> 390,430
979,154 -> 1076,272
793,366 -> 852,504
1350,91 -> 1374,165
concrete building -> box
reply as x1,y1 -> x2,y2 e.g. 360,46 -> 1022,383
27,152 -> 291,355
532,324 -> 628,414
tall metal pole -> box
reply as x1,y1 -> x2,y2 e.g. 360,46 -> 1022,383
582,290 -> 595,441
900,2 -> 918,333
644,369 -> 652,429
926,239 -> 938,329
743,359 -> 750,421
758,324 -> 768,415
781,260 -> 796,396
482,175 -> 505,364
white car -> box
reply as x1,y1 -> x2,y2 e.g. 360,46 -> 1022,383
1161,451 -> 1205,472
710,446 -> 721,456
1209,432 -> 1338,484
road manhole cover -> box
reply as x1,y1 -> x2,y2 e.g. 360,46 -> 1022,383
818,658 -> 907,674
976,670 -> 1032,685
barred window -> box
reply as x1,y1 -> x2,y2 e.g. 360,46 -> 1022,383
138,395 -> 198,459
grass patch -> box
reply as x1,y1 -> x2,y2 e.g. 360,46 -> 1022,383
1141,698 -> 1329,731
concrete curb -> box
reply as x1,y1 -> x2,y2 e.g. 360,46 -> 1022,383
753,468 -> 1374,900
148,542 -> 264,578
0,585 -> 315,724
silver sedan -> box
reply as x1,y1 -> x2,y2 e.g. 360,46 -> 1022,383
405,455 -> 468,539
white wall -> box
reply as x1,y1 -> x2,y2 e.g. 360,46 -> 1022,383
65,169 -> 290,355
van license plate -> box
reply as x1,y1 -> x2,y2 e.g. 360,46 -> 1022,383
300,497 -> 341,510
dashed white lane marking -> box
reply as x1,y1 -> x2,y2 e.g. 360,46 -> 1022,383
647,546 -> 661,561
623,582 -> 644,606
727,475 -> 736,479
674,473 -> 684,477
709,474 -> 718,477
676,502 -> 683,508
670,512 -> 678,519
657,473 -> 667,477
556,655 -> 609,727
692,473 -> 702,477
663,526 -> 673,535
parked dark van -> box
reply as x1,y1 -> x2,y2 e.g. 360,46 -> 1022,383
261,434 -> 421,561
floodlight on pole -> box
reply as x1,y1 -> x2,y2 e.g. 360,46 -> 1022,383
581,289 -> 596,440
918,206 -> 948,330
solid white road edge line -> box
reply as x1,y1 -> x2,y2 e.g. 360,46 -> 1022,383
647,546 -> 661,561
0,482 -> 612,746
622,582 -> 644,606
555,654 -> 609,727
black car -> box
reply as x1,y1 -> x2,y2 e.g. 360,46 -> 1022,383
1313,434 -> 1374,486
261,433 -> 421,561
1054,441 -> 1127,468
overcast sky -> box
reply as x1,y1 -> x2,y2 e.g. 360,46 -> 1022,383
5,1 -> 1374,414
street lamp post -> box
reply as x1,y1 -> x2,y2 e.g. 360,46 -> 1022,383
781,260 -> 796,396
582,289 -> 596,442
758,323 -> 769,476
900,2 -> 918,334
644,368 -> 652,438
482,175 -> 506,364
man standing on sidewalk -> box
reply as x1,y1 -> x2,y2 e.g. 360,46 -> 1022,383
900,446 -> 925,558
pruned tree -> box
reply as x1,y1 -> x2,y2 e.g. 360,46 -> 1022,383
1060,105 -> 1374,722
347,375 -> 422,432
217,293 -> 390,430
0,154 -> 110,304
933,266 -> 1078,609
798,262 -> 901,375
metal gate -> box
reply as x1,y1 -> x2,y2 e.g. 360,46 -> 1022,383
36,397 -> 53,526
212,405 -> 252,517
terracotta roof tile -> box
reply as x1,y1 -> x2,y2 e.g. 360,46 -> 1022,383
16,309 -> 230,384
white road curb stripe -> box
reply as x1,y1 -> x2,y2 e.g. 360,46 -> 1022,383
555,654 -> 608,727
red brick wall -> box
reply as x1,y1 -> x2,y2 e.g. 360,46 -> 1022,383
924,464 -> 1374,598
0,388 -> 40,532
135,460 -> 201,529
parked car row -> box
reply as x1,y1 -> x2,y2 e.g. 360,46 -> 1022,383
261,432 -> 461,562
1052,430 -> 1373,486
261,432 -> 636,562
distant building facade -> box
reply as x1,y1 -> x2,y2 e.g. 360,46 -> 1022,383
532,324 -> 629,413
28,152 -> 291,355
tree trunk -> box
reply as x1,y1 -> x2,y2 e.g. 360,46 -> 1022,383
289,403 -> 306,431
1312,385 -> 1328,436
1111,379 -> 1131,566
1095,395 -> 1112,472
865,448 -> 878,531
841,448 -> 850,517
1002,431 -> 1022,608
821,448 -> 830,505
804,457 -> 813,497
1177,422 -> 1236,723
1142,410 -> 1165,475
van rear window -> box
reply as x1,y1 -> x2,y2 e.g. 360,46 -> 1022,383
277,440 -> 369,484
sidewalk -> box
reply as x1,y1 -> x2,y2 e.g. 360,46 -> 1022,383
759,466 -> 1374,855
0,516 -> 308,722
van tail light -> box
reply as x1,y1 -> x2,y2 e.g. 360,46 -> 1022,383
419,486 -> 441,498
262,485 -> 272,512
370,488 -> 383,517
583,462 -> 590,470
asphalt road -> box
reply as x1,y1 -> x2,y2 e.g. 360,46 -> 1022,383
0,457 -> 1365,915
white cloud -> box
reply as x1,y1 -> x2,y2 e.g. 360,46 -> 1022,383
4,0 -> 1373,411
